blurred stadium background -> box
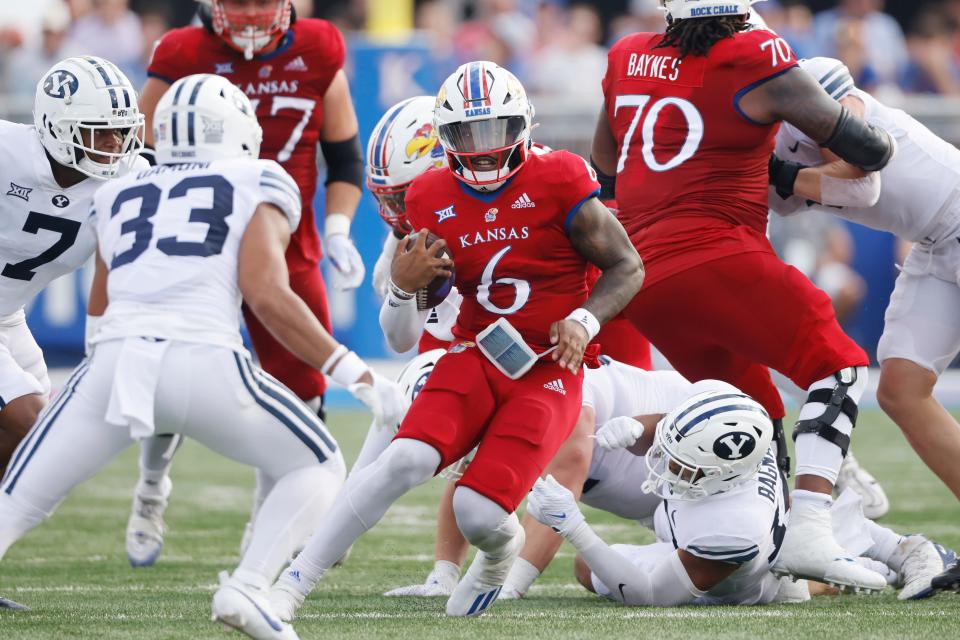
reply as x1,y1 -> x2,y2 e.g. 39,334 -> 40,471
3,0 -> 960,376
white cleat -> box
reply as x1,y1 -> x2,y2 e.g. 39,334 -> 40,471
126,476 -> 172,568
890,535 -> 958,601
446,528 -> 525,617
836,452 -> 889,520
773,498 -> 887,593
212,572 -> 299,640
384,563 -> 459,597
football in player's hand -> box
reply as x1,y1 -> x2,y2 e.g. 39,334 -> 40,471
404,231 -> 455,310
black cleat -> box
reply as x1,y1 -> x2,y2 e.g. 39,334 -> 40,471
932,562 -> 960,593
0,597 -> 29,611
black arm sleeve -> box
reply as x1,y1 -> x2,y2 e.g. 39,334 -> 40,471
822,107 -> 895,172
590,157 -> 617,201
320,134 -> 363,188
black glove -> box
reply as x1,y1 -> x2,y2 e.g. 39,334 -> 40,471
768,153 -> 805,200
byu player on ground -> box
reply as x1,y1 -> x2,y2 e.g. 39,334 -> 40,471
0,57 -> 145,612
529,385 -> 953,604
0,74 -> 404,637
260,62 -> 642,631
769,57 -> 960,506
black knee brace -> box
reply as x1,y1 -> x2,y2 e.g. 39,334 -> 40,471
792,368 -> 859,456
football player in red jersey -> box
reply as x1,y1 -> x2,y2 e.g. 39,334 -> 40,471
123,0 -> 373,569
591,0 -> 895,592
252,62 -> 642,633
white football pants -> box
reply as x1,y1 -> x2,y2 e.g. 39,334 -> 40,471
0,339 -> 345,582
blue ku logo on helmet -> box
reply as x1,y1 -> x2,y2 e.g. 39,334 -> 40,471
43,70 -> 80,100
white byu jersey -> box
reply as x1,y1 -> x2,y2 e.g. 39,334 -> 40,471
653,448 -> 788,605
770,89 -> 960,244
0,121 -> 147,317
91,158 -> 301,350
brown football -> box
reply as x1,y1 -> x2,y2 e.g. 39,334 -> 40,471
403,231 -> 455,310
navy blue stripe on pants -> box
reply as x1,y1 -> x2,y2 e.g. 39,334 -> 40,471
2,361 -> 90,494
232,353 -> 330,463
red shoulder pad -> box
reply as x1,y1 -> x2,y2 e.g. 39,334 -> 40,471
294,19 -> 346,73
730,29 -> 798,87
147,27 -> 212,84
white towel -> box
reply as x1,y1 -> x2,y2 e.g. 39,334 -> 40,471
105,337 -> 170,439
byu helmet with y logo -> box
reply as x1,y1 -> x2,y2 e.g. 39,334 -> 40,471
34,56 -> 144,180
643,385 -> 773,500
434,61 -> 534,191
153,74 -> 262,164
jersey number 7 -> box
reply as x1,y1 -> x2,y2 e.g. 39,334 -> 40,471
1,213 -> 81,282
613,94 -> 704,174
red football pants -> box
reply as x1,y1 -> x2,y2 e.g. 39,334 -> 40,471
596,314 -> 652,369
623,250 -> 868,420
242,268 -> 332,401
395,346 -> 583,512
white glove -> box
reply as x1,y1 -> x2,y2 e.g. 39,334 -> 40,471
373,232 -> 401,298
325,214 -> 365,291
349,371 -> 409,431
593,416 -> 644,451
526,475 -> 585,536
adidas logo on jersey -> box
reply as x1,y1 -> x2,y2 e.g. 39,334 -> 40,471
511,193 -> 536,209
544,379 -> 566,395
284,56 -> 309,72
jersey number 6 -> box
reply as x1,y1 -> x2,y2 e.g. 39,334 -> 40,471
613,94 -> 704,174
477,245 -> 530,315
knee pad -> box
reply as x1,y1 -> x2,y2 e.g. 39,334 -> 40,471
792,366 -> 867,456
380,438 -> 441,490
452,486 -> 518,550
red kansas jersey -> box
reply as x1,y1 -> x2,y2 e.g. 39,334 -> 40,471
405,151 -> 600,356
148,19 -> 345,271
602,28 -> 797,284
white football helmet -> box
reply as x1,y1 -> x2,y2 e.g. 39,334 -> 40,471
153,74 -> 262,164
800,57 -> 857,101
366,96 -> 446,233
34,56 -> 144,180
643,388 -> 773,500
661,0 -> 764,22
434,61 -> 534,191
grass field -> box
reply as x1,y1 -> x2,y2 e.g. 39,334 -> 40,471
1,408 -> 959,640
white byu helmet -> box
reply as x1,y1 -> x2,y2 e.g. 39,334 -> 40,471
643,387 -> 773,500
366,96 -> 446,233
661,0 -> 765,22
154,74 -> 262,164
34,56 -> 144,180
434,61 -> 534,191
799,57 -> 857,101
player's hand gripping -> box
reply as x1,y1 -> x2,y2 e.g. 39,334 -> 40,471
594,416 -> 644,451
390,231 -> 453,294
549,319 -> 589,373
527,475 -> 585,537
349,371 -> 410,431
325,215 -> 366,291
373,232 -> 402,297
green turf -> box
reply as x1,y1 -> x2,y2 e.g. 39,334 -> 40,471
1,409 -> 958,639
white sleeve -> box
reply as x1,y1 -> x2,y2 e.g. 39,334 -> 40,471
818,171 -> 881,208
256,161 -> 302,231
623,368 -> 691,416
379,294 -> 430,353
572,525 -> 704,606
